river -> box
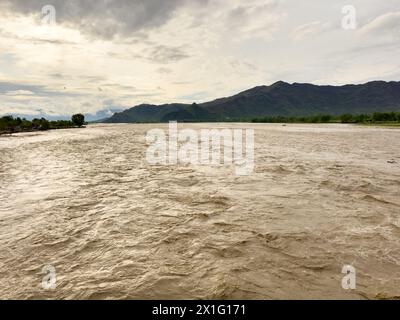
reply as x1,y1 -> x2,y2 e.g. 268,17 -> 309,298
0,123 -> 399,299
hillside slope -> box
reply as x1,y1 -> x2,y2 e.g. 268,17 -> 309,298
104,81 -> 400,123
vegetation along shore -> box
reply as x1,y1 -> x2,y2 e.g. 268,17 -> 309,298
250,112 -> 400,125
0,114 -> 86,135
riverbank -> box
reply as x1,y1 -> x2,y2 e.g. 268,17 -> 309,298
0,126 -> 86,136
359,123 -> 400,128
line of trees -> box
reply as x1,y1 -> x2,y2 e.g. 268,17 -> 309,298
251,112 -> 400,124
0,114 -> 86,134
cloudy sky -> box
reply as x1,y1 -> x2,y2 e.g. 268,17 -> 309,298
0,0 -> 399,119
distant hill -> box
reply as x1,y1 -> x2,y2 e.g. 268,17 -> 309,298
103,80 -> 400,123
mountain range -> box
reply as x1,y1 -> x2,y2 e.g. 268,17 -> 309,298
103,80 -> 400,123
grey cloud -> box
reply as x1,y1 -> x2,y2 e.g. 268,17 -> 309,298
49,73 -> 65,79
225,1 -> 282,30
0,81 -> 82,97
0,82 -> 45,95
157,67 -> 173,74
102,83 -> 137,91
108,44 -> 190,64
2,0 -> 209,39
49,74 -> 107,83
145,45 -> 190,64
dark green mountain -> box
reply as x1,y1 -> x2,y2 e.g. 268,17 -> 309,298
103,80 -> 400,123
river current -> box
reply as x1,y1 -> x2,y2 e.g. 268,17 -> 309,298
0,123 -> 399,299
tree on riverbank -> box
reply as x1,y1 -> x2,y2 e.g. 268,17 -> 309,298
72,114 -> 85,127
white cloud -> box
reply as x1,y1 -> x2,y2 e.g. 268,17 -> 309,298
5,90 -> 35,96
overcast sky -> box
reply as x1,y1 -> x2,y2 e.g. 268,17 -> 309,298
0,0 -> 399,119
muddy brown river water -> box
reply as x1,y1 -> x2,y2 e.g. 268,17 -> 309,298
0,123 -> 399,299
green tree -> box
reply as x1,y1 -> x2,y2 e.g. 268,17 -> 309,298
32,118 -> 41,129
72,114 -> 85,127
320,115 -> 332,123
39,118 -> 50,130
21,118 -> 32,130
340,114 -> 354,123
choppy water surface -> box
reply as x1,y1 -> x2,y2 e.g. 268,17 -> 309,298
0,123 -> 399,300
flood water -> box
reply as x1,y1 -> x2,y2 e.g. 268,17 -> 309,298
0,123 -> 399,299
